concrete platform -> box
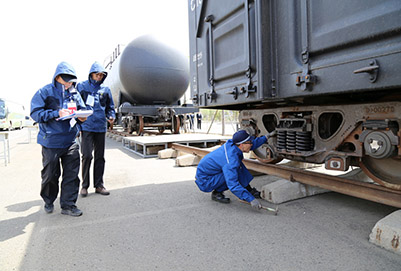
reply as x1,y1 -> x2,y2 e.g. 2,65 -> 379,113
122,133 -> 229,158
370,210 -> 401,255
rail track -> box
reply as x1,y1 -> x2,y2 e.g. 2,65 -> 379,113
171,143 -> 401,209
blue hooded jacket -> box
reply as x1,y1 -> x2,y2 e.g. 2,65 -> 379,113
195,136 -> 267,202
30,62 -> 86,148
76,62 -> 115,133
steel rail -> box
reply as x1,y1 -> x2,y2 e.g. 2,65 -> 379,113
171,143 -> 401,208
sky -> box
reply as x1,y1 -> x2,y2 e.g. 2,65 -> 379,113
0,0 -> 190,111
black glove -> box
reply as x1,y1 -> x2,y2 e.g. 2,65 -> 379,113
250,199 -> 262,210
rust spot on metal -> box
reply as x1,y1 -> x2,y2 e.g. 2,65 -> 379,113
391,235 -> 399,249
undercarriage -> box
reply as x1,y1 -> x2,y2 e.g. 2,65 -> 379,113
240,101 -> 401,190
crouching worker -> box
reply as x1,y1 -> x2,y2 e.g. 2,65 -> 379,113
195,130 -> 276,211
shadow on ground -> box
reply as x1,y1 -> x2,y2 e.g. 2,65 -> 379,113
1,179 -> 400,271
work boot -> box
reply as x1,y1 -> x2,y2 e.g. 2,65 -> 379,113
80,188 -> 88,197
44,203 -> 54,214
246,185 -> 261,199
95,186 -> 110,196
211,190 -> 230,204
61,206 -> 83,217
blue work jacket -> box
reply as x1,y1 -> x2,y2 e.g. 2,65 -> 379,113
77,62 -> 115,133
30,62 -> 85,148
195,136 -> 267,202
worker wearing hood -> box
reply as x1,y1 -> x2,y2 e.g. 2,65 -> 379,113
77,62 -> 115,197
30,61 -> 86,216
31,61 -> 86,148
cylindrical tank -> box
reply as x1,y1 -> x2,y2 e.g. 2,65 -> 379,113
105,35 -> 189,107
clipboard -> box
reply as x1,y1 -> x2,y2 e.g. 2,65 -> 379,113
57,110 -> 93,121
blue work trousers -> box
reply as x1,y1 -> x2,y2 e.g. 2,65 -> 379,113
196,166 -> 253,193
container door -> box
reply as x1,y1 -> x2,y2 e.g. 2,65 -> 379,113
188,0 -> 266,108
276,0 -> 401,101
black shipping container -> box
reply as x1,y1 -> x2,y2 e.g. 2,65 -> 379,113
188,0 -> 401,109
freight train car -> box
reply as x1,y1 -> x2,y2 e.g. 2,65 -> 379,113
188,0 -> 401,189
104,35 -> 197,134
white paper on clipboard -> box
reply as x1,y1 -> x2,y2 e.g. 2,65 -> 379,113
57,110 -> 93,121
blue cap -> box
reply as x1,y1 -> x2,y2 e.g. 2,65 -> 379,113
232,130 -> 251,144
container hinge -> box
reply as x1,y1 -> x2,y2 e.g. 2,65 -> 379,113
209,75 -> 215,93
296,49 -> 317,91
353,59 -> 379,83
241,85 -> 256,98
243,66 -> 256,97
246,65 -> 252,78
296,72 -> 317,91
301,49 -> 309,64
207,90 -> 217,102
226,87 -> 239,100
208,75 -> 217,102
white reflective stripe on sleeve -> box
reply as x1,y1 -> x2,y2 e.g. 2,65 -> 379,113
224,143 -> 230,164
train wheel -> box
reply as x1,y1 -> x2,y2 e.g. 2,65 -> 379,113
136,116 -> 144,135
360,156 -> 401,190
253,144 -> 283,164
124,117 -> 133,133
172,115 -> 180,134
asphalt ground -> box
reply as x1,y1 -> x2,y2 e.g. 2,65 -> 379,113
0,129 -> 400,271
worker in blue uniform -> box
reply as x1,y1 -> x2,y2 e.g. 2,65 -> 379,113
31,61 -> 86,216
77,62 -> 115,197
195,129 -> 276,210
